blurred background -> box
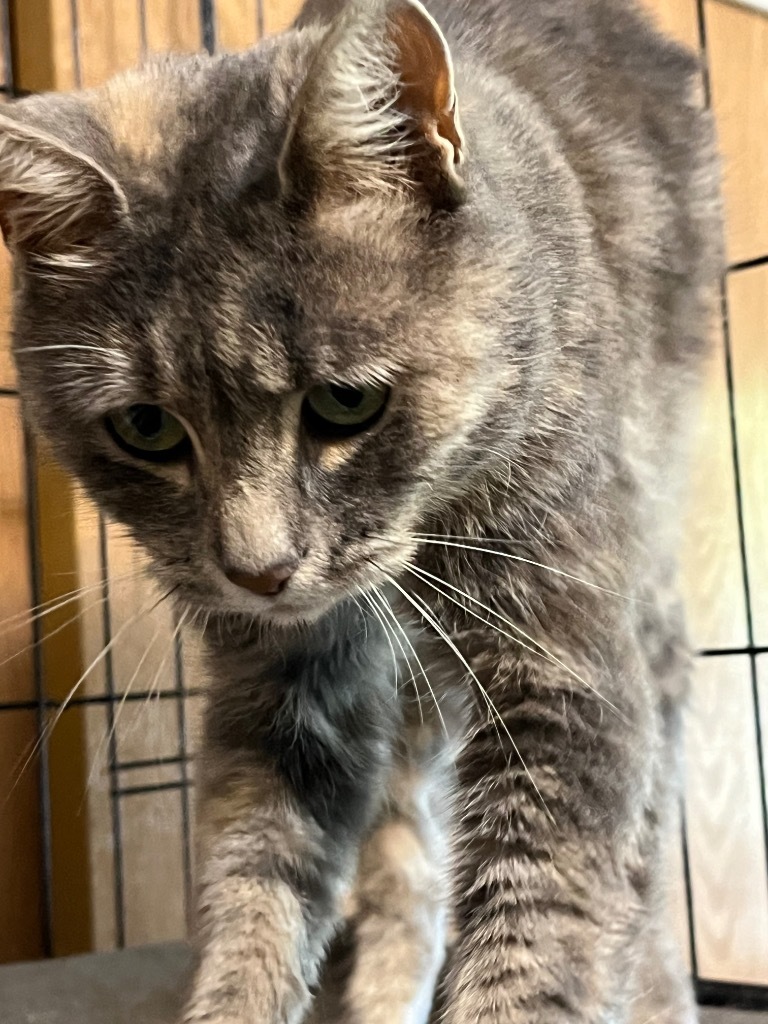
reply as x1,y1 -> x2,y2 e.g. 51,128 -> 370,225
0,0 -> 766,1010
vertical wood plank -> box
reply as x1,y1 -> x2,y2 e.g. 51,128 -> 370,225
0,399 -> 44,963
11,0 -> 77,92
76,0 -> 142,88
217,0 -> 261,50
80,702 -> 118,952
705,0 -> 768,265
727,265 -> 768,646
0,712 -> 45,963
33,451 -> 95,956
684,656 -> 768,982
0,400 -> 33,704
680,323 -> 747,652
262,0 -> 303,35
122,791 -> 186,946
640,0 -> 700,48
0,247 -> 16,402
144,0 -> 202,54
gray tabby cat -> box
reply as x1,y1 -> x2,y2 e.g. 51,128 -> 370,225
0,0 -> 721,1021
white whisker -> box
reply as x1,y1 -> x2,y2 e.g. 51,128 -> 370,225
15,344 -> 125,357
139,608 -> 186,725
360,591 -> 400,694
382,571 -> 555,825
7,595 -> 159,800
367,587 -> 422,722
0,591 -> 110,672
374,587 -> 448,738
0,570 -> 143,639
405,562 -> 626,724
349,595 -> 370,644
86,616 -> 170,791
413,536 -> 637,601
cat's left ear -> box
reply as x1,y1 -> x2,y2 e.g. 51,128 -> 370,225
281,0 -> 466,209
0,109 -> 129,268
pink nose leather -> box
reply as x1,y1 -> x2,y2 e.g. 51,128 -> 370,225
225,563 -> 295,597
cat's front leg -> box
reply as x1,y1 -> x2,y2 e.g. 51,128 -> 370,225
439,660 -> 664,1024
183,759 -> 351,1024
342,717 -> 457,1024
183,601 -> 396,1024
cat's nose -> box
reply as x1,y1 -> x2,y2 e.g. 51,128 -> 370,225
225,561 -> 297,597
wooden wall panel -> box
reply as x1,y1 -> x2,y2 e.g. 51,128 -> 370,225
0,247 -> 15,391
144,0 -> 202,54
77,0 -> 142,88
12,0 -> 77,92
216,0 -> 261,50
0,403 -> 31,704
0,399 -> 44,964
122,791 -> 187,947
0,712 -> 45,963
263,0 -> 303,35
705,0 -> 768,265
684,656 -> 768,983
680,323 -> 747,651
728,265 -> 768,646
80,704 -> 118,952
641,0 -> 700,48
32,453 -> 94,957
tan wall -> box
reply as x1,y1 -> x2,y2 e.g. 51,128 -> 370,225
0,0 -> 767,985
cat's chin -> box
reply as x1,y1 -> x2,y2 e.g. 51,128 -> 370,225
217,590 -> 340,629
257,601 -> 331,628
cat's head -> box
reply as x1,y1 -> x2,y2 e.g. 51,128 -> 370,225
0,0 -> 538,626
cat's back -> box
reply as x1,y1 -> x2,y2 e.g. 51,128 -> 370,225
430,0 -> 698,96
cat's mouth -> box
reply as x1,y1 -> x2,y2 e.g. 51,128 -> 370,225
220,584 -> 329,625
173,536 -> 413,628
215,565 -> 355,627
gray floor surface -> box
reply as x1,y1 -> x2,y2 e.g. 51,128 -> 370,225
1,942 -> 767,1024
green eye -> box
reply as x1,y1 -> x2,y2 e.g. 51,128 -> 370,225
105,404 -> 190,462
303,383 -> 390,440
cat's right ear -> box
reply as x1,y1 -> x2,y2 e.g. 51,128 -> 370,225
0,111 -> 128,269
281,0 -> 465,210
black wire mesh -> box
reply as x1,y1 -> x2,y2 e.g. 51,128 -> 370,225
0,0 -> 766,1009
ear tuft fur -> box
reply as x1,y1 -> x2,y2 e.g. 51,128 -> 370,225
0,113 -> 128,270
280,0 -> 465,209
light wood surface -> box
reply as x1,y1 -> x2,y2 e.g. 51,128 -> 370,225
642,0 -> 700,48
705,0 -> 768,265
680,319 -> 748,652
263,0 -> 303,35
216,0 -> 262,50
647,0 -> 768,989
684,655 -> 768,983
143,0 -> 202,55
0,246 -> 15,391
728,266 -> 768,646
12,0 -> 78,92
0,399 -> 44,963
